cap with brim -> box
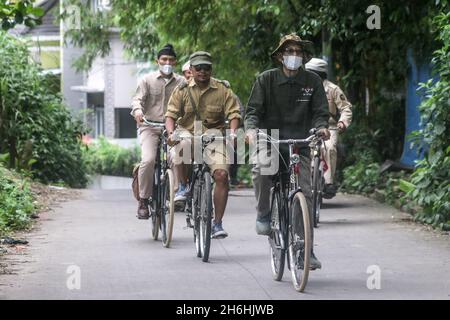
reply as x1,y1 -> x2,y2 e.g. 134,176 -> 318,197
182,61 -> 190,72
189,51 -> 212,66
305,58 -> 328,74
271,33 -> 313,58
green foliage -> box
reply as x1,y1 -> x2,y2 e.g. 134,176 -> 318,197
341,160 -> 381,194
0,31 -> 88,187
0,164 -> 36,236
83,137 -> 141,177
0,0 -> 43,30
407,12 -> 450,230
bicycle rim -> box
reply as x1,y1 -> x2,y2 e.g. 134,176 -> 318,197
162,169 -> 175,248
288,192 -> 311,292
151,170 -> 160,240
312,157 -> 321,227
193,178 -> 202,257
200,172 -> 212,262
268,188 -> 285,281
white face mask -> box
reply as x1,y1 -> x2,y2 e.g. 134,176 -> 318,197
283,55 -> 303,71
159,64 -> 173,75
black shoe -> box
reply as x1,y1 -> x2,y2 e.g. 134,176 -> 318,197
323,184 -> 337,199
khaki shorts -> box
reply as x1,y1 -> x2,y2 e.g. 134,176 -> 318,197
169,138 -> 230,175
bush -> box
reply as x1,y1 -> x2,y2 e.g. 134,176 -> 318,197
0,31 -> 88,187
83,137 -> 141,177
0,165 -> 36,236
407,12 -> 450,230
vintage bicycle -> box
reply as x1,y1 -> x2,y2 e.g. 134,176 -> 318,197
142,117 -> 175,248
257,130 -> 319,292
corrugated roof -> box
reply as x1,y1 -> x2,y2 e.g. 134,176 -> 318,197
9,0 -> 60,36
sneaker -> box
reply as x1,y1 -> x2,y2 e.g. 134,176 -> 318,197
137,198 -> 149,219
211,222 -> 228,239
255,219 -> 271,236
255,213 -> 271,235
296,251 -> 322,270
323,183 -> 337,199
174,183 -> 188,202
310,252 -> 322,270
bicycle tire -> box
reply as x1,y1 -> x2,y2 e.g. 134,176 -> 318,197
162,169 -> 175,248
150,169 -> 160,240
268,187 -> 286,281
312,156 -> 321,228
199,171 -> 213,262
288,192 -> 311,292
193,175 -> 202,257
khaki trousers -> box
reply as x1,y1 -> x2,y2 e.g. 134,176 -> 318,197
323,129 -> 338,184
138,126 -> 162,199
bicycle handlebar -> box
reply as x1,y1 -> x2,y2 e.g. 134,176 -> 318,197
257,130 -> 315,146
142,117 -> 165,128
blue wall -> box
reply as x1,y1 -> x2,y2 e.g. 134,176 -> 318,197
400,49 -> 430,167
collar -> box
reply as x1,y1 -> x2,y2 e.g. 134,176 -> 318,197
276,67 -> 305,86
188,77 -> 218,90
157,72 -> 175,81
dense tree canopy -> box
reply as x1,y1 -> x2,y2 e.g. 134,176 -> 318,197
59,0 -> 449,223
0,0 -> 43,30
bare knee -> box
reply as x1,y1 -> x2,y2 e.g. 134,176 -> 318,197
214,170 -> 229,185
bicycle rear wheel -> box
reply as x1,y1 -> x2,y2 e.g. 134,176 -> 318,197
288,192 -> 311,292
150,169 -> 160,240
268,187 -> 286,281
193,175 -> 202,257
161,169 -> 175,248
199,171 -> 213,262
312,156 -> 321,227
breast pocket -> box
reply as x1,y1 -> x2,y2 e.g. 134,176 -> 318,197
149,88 -> 162,105
205,105 -> 224,127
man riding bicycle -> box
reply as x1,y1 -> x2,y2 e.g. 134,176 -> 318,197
244,33 -> 330,270
305,58 -> 352,198
131,44 -> 183,219
165,51 -> 241,239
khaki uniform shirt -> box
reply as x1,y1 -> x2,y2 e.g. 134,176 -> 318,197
131,71 -> 183,123
165,77 -> 241,133
323,79 -> 352,128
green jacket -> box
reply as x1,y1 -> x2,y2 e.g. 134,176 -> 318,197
245,67 -> 329,140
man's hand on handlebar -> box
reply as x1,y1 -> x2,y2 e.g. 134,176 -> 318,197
245,129 -> 257,145
337,121 -> 346,133
317,128 -> 331,140
167,132 -> 179,147
133,109 -> 144,124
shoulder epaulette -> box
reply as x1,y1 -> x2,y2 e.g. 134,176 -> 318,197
217,79 -> 230,88
178,81 -> 188,90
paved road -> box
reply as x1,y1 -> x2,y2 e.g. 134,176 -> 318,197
1,187 -> 449,300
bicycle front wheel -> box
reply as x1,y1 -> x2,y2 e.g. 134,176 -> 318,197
288,192 -> 311,292
312,156 -> 321,228
150,170 -> 160,240
199,171 -> 213,262
268,187 -> 286,281
161,169 -> 175,248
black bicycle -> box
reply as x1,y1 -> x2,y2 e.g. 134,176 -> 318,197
142,118 -> 175,248
257,130 -> 316,292
178,132 -> 229,262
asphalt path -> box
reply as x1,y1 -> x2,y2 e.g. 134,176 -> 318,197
1,186 -> 449,300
